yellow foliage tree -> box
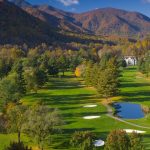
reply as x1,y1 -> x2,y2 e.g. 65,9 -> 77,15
75,67 -> 81,77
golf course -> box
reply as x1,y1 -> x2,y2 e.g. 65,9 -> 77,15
0,66 -> 150,149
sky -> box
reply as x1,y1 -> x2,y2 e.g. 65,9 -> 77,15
28,0 -> 150,17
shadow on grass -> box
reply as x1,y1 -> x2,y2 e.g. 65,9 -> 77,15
28,94 -> 96,106
142,134 -> 150,149
121,82 -> 150,88
52,130 -> 108,149
120,90 -> 150,103
46,79 -> 84,90
119,67 -> 150,103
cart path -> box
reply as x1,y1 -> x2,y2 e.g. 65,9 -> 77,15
104,104 -> 150,130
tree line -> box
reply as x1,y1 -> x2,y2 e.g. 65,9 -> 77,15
75,51 -> 123,101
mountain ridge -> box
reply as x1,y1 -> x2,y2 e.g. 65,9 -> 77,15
0,0 -> 60,45
6,0 -> 150,36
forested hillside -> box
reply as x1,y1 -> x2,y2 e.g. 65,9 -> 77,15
0,0 -> 59,45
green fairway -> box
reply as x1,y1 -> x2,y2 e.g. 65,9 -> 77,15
120,67 -> 150,106
1,68 -> 150,149
20,74 -> 138,149
120,67 -> 150,128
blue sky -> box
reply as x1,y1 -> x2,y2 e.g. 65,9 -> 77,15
28,0 -> 150,17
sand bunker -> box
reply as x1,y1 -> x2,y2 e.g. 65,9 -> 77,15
94,139 -> 105,147
83,105 -> 97,108
124,129 -> 146,134
83,116 -> 100,119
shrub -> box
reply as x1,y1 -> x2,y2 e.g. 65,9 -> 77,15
4,142 -> 31,150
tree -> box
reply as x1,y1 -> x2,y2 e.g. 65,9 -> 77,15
90,63 -> 99,87
34,68 -> 47,88
0,73 -> 26,105
0,59 -> 11,79
97,58 -> 119,101
6,105 -> 27,143
105,130 -> 144,150
24,105 -> 63,150
24,67 -> 47,93
12,59 -> 26,96
105,130 -> 130,150
70,131 -> 96,150
47,57 -> 59,76
57,55 -> 69,76
23,68 -> 38,93
75,64 -> 86,77
84,61 -> 93,86
130,132 -> 144,150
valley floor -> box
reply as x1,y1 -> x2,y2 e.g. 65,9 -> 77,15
0,67 -> 150,149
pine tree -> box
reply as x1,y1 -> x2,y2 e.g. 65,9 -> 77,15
97,58 -> 119,101
84,61 -> 93,86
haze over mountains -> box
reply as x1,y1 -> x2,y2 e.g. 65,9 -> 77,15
10,0 -> 150,37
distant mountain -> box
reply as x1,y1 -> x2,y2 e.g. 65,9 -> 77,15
9,0 -> 89,33
7,0 -> 150,37
0,0 -> 59,45
73,8 -> 150,36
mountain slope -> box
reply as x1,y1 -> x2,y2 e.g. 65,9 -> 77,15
10,0 -> 89,33
73,8 -> 150,36
0,0 -> 58,45
7,0 -> 150,36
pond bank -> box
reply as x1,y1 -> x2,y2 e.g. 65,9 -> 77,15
104,104 -> 150,129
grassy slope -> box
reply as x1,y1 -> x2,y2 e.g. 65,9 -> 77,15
0,69 -> 150,149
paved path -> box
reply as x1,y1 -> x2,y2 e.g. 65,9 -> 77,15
104,104 -> 150,130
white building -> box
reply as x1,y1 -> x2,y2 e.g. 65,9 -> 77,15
124,56 -> 137,66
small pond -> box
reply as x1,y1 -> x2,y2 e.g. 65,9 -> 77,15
113,102 -> 145,119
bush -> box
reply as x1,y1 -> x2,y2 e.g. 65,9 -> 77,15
4,142 -> 32,150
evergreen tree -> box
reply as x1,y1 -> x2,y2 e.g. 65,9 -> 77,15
84,61 -> 93,86
97,58 -> 119,101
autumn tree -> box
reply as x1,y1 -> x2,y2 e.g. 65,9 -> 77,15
70,131 -> 96,150
105,130 -> 130,150
105,130 -> 144,150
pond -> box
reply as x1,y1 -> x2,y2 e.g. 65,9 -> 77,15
113,102 -> 145,119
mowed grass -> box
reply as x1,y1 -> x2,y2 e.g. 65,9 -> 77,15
120,67 -> 150,105
1,69 -> 150,149
119,67 -> 150,129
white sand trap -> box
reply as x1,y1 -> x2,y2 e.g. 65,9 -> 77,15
83,105 -> 97,108
94,139 -> 105,147
124,129 -> 146,134
83,116 -> 100,119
